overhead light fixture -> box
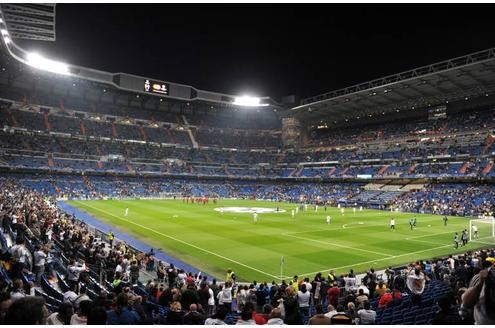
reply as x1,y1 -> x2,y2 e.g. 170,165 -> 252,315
0,29 -> 8,36
233,95 -> 261,107
25,52 -> 70,75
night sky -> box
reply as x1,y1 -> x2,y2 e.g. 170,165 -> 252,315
17,4 -> 495,100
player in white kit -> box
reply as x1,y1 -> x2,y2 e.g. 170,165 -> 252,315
124,208 -> 129,217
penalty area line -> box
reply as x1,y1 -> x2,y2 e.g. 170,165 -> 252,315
73,201 -> 282,280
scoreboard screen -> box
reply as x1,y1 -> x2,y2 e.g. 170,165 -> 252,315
144,79 -> 169,95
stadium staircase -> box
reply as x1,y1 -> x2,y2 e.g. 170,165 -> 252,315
166,128 -> 176,144
482,161 -> 494,175
327,167 -> 337,177
82,175 -> 96,194
111,123 -> 118,138
126,162 -> 134,172
223,165 -> 231,176
339,167 -> 349,176
6,107 -> 18,126
139,126 -> 147,141
204,153 -> 213,163
47,154 -> 54,167
481,134 -> 495,155
43,112 -> 52,131
79,119 -> 86,135
377,165 -> 389,175
289,167 -> 303,177
163,162 -> 171,174
459,162 -> 470,174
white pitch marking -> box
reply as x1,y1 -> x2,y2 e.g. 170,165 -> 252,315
74,201 -> 283,279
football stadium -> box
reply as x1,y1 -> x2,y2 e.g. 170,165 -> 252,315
0,2 -> 494,325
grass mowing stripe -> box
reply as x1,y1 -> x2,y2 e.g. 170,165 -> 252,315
282,233 -> 394,257
69,199 -> 489,281
297,243 -> 453,277
73,201 -> 284,280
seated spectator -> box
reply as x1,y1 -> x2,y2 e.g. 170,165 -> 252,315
4,296 -> 47,325
183,303 -> 205,325
374,280 -> 388,298
165,301 -> 184,325
46,302 -> 74,325
378,289 -> 394,308
204,306 -> 228,325
87,306 -> 108,325
71,299 -> 92,325
236,306 -> 256,325
432,295 -> 462,324
107,293 -> 140,325
355,288 -> 368,308
324,304 -> 337,319
253,303 -> 272,324
357,300 -> 376,325
308,304 -> 331,325
266,308 -> 285,325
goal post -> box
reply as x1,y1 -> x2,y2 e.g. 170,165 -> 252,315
469,217 -> 495,241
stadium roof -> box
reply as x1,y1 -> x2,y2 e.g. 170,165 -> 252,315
0,4 -> 280,110
292,48 -> 495,125
0,3 -> 56,41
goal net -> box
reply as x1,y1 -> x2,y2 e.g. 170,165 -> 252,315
469,217 -> 495,242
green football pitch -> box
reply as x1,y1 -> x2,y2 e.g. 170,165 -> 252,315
68,199 -> 494,282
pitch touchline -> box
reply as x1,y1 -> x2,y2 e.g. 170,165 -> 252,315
298,243 -> 453,277
74,201 -> 282,280
282,233 -> 393,257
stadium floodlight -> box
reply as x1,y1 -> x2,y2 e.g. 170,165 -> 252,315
26,52 -> 70,75
233,95 -> 262,107
0,29 -> 8,36
3,36 -> 10,44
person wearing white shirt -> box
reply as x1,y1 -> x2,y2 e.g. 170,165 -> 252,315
297,284 -> 311,316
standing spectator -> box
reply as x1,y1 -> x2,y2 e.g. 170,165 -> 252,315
462,266 -> 495,325
10,235 -> 32,278
33,244 -> 47,285
406,267 -> 426,305
327,283 -> 340,308
297,283 -> 311,316
129,260 -> 140,284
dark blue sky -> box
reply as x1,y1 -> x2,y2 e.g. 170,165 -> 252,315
18,4 -> 495,100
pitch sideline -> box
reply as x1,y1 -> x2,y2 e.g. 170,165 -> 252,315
73,201 -> 286,280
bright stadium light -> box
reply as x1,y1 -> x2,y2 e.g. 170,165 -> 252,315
3,36 -> 10,44
0,29 -> 8,36
26,52 -> 70,75
233,95 -> 262,107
